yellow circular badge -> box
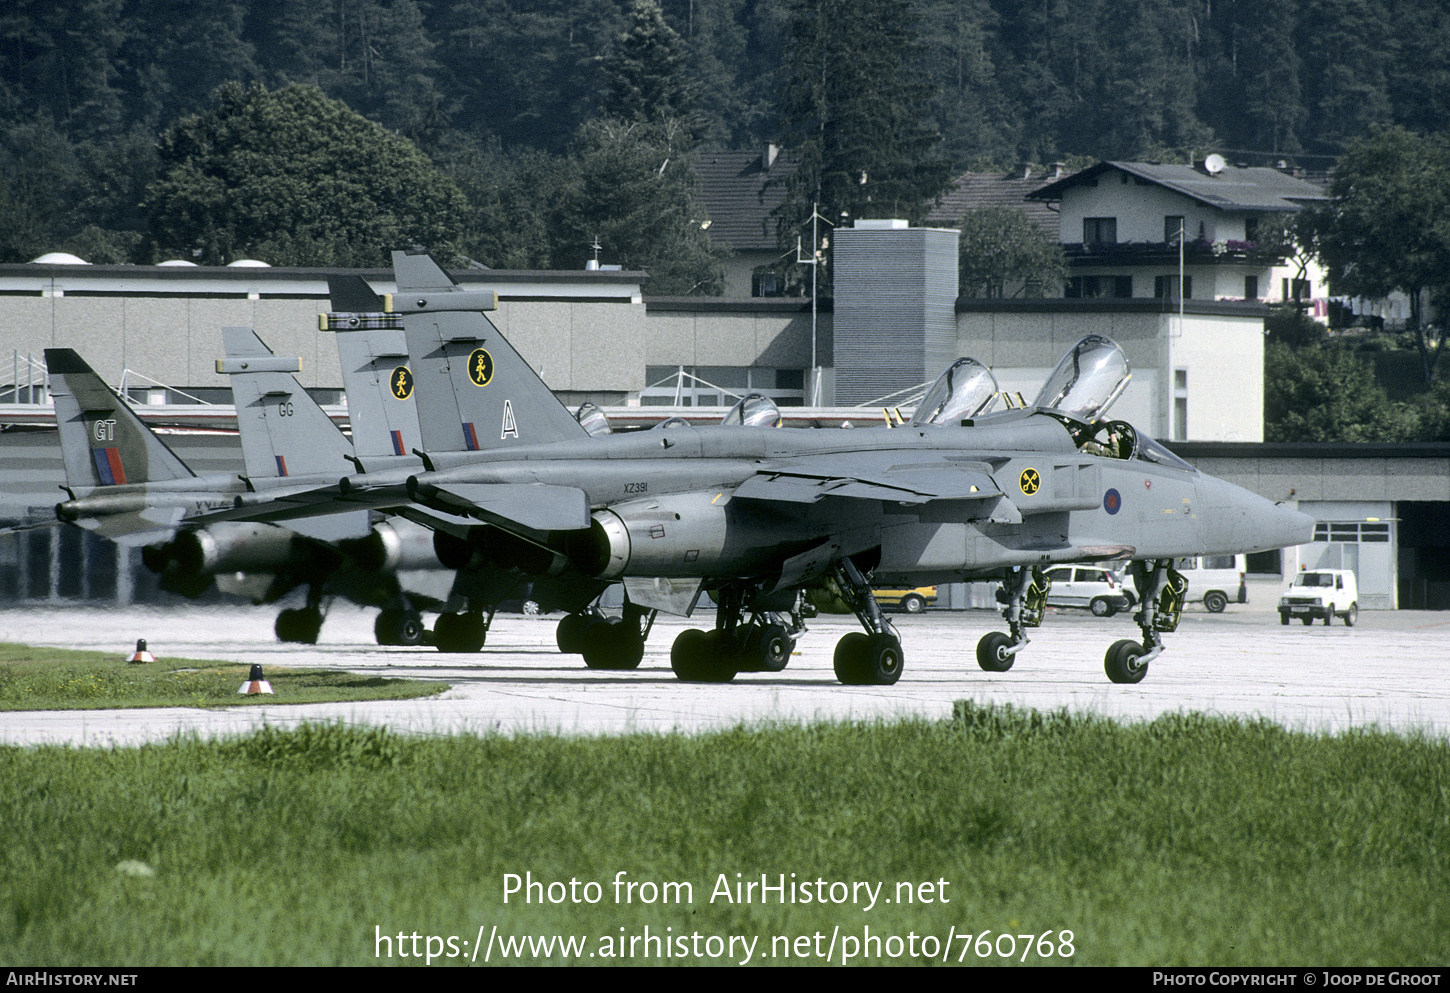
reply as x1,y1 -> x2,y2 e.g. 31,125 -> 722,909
467,348 -> 494,387
389,366 -> 413,400
1019,467 -> 1041,495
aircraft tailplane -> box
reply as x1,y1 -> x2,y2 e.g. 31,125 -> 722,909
392,250 -> 588,454
44,348 -> 193,490
219,327 -> 355,480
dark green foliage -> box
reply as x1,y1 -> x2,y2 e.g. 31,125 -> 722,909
1264,340 -> 1427,443
775,0 -> 954,237
1304,125 -> 1450,384
956,206 -> 1064,298
146,82 -> 469,267
599,0 -> 695,127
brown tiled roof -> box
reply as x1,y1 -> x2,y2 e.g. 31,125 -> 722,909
696,148 -> 800,252
925,166 -> 1065,236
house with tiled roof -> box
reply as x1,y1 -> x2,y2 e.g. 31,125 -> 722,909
1025,159 -> 1329,306
923,163 -> 1065,236
696,146 -> 800,296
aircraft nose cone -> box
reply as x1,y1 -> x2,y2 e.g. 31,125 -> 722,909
1198,477 -> 1316,554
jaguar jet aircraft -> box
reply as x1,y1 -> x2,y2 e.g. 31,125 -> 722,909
47,337 -> 446,645
218,251 -> 1311,685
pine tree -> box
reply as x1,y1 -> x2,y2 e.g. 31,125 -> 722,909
774,0 -> 954,242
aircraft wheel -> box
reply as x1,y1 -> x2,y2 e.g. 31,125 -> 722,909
1204,591 -> 1228,613
1344,603 -> 1357,627
832,632 -> 871,684
556,613 -> 588,654
1090,597 -> 1114,618
582,618 -> 644,670
861,633 -> 904,685
1105,640 -> 1148,684
275,607 -> 322,645
742,623 -> 792,673
374,609 -> 424,646
975,631 -> 1014,672
670,629 -> 736,682
434,612 -> 486,653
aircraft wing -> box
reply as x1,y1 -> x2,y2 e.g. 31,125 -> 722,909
415,482 -> 591,532
733,455 -> 1004,506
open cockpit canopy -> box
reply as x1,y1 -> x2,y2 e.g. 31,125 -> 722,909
1032,335 -> 1131,426
909,357 -> 999,427
720,392 -> 783,428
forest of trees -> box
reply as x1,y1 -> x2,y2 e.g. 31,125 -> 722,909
5,0 -> 1450,274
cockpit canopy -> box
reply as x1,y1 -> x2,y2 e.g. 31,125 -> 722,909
1032,334 -> 1131,425
720,392 -> 782,428
575,402 -> 612,437
909,357 -> 999,427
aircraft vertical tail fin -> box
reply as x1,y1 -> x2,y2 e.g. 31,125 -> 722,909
391,251 -> 588,453
218,327 -> 355,480
44,348 -> 193,490
323,277 -> 423,467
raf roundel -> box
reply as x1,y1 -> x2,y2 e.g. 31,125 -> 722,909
1104,487 -> 1122,515
1019,467 -> 1041,495
467,348 -> 495,388
389,366 -> 413,400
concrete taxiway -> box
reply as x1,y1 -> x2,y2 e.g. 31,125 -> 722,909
3,585 -> 1448,747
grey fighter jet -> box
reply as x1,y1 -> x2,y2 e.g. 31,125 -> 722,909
212,251 -> 1312,684
46,337 -> 447,645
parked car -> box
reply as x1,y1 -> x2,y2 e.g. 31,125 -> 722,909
1173,554 -> 1248,613
1043,566 -> 1132,617
1278,569 -> 1358,626
873,587 -> 938,613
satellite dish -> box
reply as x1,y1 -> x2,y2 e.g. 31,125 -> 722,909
1203,153 -> 1226,175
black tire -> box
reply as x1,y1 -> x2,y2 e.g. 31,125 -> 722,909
275,607 -> 322,645
1279,611 -> 1290,625
1203,590 -> 1228,614
1324,609 -> 1332,626
1344,603 -> 1357,627
670,629 -> 736,682
434,612 -> 486,653
555,613 -> 588,654
1090,597 -> 1114,618
862,633 -> 904,685
1301,616 -> 1313,625
749,623 -> 792,673
374,610 -> 424,646
832,632 -> 872,684
975,631 -> 1015,672
582,619 -> 644,670
1105,640 -> 1148,684
902,594 -> 926,614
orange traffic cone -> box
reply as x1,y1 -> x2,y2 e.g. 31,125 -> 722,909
128,639 -> 156,664
237,663 -> 274,695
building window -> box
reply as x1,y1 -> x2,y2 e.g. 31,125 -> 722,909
1245,215 -> 1260,243
1155,275 -> 1192,299
1083,217 -> 1117,244
1283,277 -> 1312,301
1113,276 -> 1132,298
1165,216 -> 1185,244
1313,522 -> 1390,543
1245,275 -> 1259,300
1173,368 -> 1188,441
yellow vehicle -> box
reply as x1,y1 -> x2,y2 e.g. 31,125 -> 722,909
872,587 -> 938,614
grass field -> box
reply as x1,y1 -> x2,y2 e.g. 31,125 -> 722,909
0,642 -> 446,710
2,705 -> 1446,966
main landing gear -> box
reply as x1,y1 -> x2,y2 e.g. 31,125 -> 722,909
824,559 -> 904,686
555,602 -> 655,670
374,607 -> 425,646
1102,559 -> 1185,684
275,587 -> 326,644
432,609 -> 491,653
975,566 -> 1049,673
670,585 -> 811,683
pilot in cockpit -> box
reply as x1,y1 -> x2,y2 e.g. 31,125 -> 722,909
1078,420 -> 1133,460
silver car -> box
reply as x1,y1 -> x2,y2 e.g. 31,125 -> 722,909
1044,566 -> 1135,617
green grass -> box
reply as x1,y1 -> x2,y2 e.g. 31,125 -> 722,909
2,706 -> 1446,966
0,642 -> 447,710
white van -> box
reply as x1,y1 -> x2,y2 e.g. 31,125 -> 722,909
1172,554 -> 1247,613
